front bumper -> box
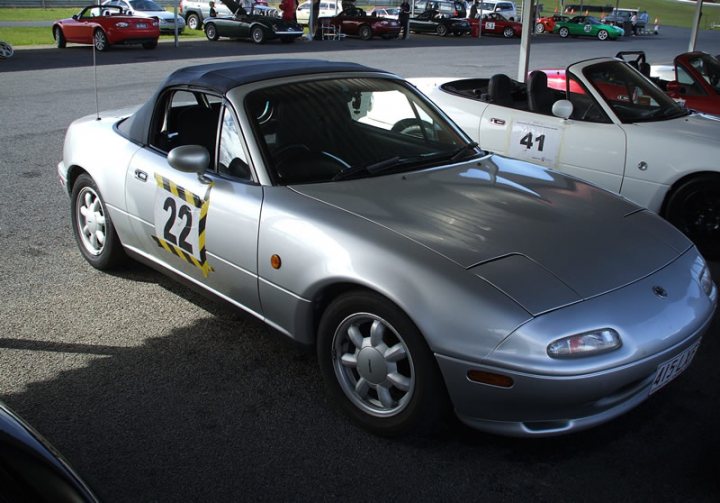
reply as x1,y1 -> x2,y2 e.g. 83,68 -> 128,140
436,249 -> 716,437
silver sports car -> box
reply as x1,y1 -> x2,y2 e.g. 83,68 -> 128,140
58,60 -> 716,437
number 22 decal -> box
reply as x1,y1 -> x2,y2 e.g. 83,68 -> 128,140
519,132 -> 545,151
162,197 -> 194,255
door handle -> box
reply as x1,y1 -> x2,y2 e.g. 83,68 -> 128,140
134,169 -> 148,182
490,118 -> 506,126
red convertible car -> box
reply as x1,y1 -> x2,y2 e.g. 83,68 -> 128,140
52,4 -> 160,51
319,7 -> 400,40
650,51 -> 720,115
534,14 -> 569,34
470,12 -> 521,38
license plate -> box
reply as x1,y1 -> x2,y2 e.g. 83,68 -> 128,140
137,23 -> 148,28
650,339 -> 701,395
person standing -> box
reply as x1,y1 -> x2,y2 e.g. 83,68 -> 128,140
209,0 -> 217,17
279,0 -> 297,22
399,0 -> 410,39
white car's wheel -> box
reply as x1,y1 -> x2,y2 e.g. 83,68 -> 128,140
71,174 -> 126,269
317,290 -> 448,436
186,13 -> 201,30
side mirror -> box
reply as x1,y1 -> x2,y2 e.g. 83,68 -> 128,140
167,145 -> 211,182
552,99 -> 574,119
72,14 -> 78,19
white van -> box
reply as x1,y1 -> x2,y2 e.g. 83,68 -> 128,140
296,1 -> 342,25
468,1 -> 517,20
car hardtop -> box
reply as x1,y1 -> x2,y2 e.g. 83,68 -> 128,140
118,60 -> 384,145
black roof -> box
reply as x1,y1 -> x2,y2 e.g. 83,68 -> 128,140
120,59 -> 384,145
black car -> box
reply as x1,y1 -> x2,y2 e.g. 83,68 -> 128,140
409,9 -> 471,36
204,4 -> 303,44
414,0 -> 467,18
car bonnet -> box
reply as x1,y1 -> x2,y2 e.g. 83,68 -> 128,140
292,155 -> 691,308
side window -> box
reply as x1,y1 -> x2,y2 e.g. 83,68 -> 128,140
150,90 -> 221,161
218,106 -> 252,181
676,66 -> 704,96
566,74 -> 611,123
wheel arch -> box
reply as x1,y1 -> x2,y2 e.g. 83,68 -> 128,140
660,170 -> 720,217
64,164 -> 90,196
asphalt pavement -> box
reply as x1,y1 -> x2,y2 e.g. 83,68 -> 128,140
1,27 -> 719,502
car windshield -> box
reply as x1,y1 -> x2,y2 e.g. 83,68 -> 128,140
246,77 -> 476,185
129,0 -> 163,11
688,54 -> 720,93
583,61 -> 689,123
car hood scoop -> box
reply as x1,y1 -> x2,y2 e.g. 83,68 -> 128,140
294,155 -> 691,306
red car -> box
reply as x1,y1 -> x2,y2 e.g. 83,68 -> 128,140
52,4 -> 160,51
651,51 -> 720,115
470,12 -> 521,38
319,7 -> 401,40
534,14 -> 569,34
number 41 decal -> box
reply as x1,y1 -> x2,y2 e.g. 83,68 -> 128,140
519,132 -> 545,151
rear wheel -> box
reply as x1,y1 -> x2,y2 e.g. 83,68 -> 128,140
205,23 -> 219,41
187,12 -> 201,30
558,26 -> 569,38
436,24 -> 448,36
503,26 -> 514,38
535,22 -> 545,34
359,24 -> 372,40
663,175 -> 720,259
317,290 -> 448,436
71,174 -> 127,270
54,26 -> 66,48
93,29 -> 109,51
251,26 -> 265,44
597,29 -> 609,40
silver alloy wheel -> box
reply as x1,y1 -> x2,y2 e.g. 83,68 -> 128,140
187,13 -> 201,30
503,26 -> 514,38
598,29 -> 608,40
75,186 -> 107,257
251,26 -> 264,43
94,30 -> 107,51
535,22 -> 545,34
332,312 -> 415,417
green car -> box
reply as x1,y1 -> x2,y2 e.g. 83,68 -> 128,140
553,15 -> 624,40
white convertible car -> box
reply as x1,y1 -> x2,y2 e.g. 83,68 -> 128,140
412,57 -> 720,258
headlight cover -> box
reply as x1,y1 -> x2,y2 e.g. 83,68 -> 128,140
694,256 -> 715,298
547,329 -> 621,359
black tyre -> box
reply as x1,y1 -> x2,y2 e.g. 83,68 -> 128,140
436,24 -> 448,36
187,12 -> 201,30
535,22 -> 545,34
54,26 -> 66,48
503,26 -> 514,38
71,174 -> 127,270
93,29 -> 109,51
558,26 -> 569,38
251,26 -> 265,44
359,25 -> 372,40
663,175 -> 720,259
205,23 -> 219,41
142,40 -> 158,49
317,290 -> 448,436
597,29 -> 609,41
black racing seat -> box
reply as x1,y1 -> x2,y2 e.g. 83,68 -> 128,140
487,74 -> 514,108
527,70 -> 555,116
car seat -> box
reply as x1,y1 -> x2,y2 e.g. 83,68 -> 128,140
487,74 -> 514,107
527,71 -> 555,115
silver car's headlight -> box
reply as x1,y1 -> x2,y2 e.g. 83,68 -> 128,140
547,329 -> 621,359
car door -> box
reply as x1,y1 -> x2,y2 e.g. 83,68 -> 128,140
479,71 -> 626,193
410,11 -> 435,33
63,7 -> 98,43
124,89 -> 263,313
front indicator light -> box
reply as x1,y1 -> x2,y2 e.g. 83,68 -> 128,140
547,329 -> 621,359
467,370 -> 514,388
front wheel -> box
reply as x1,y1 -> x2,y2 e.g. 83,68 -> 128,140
205,23 -> 219,41
317,290 -> 448,436
436,24 -> 448,37
71,174 -> 127,270
503,26 -> 514,38
54,26 -> 66,48
558,26 -> 569,38
186,12 -> 201,30
663,176 -> 720,259
251,26 -> 265,44
359,25 -> 372,40
535,22 -> 545,34
597,29 -> 609,40
93,29 -> 109,51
